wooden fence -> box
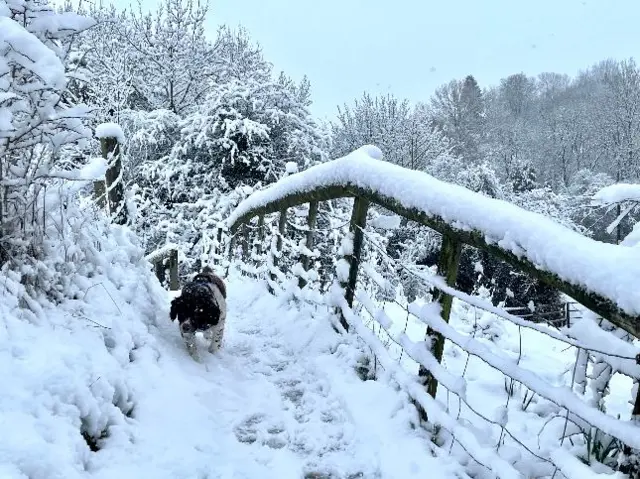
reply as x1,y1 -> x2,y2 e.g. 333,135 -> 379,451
224,151 -> 640,478
145,244 -> 179,290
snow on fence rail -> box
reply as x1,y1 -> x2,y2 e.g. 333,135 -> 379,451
225,145 -> 640,478
145,243 -> 179,290
227,146 -> 640,338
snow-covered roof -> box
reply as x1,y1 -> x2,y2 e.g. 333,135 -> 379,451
227,145 -> 640,317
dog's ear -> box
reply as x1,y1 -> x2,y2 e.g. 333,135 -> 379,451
170,296 -> 182,321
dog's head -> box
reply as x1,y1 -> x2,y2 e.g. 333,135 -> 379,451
193,265 -> 226,299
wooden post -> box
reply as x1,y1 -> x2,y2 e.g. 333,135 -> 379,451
154,259 -> 164,285
213,225 -> 224,263
419,234 -> 462,402
216,226 -> 223,250
338,196 -> 369,331
256,215 -> 265,258
100,136 -> 127,225
277,210 -> 286,256
228,235 -> 236,263
168,248 -> 179,290
268,209 -> 287,291
93,180 -> 106,209
241,223 -> 250,263
298,201 -> 319,289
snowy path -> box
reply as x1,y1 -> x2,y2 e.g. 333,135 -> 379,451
90,278 -> 465,478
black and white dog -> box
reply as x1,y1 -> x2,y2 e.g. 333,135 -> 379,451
169,266 -> 227,360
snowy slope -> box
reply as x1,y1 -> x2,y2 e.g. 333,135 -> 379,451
0,258 -> 465,478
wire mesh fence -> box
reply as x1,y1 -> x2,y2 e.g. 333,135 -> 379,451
227,196 -> 640,479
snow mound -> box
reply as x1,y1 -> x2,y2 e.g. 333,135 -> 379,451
0,216 -> 167,478
359,144 -> 384,160
228,145 -> 640,316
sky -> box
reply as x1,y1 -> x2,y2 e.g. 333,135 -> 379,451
112,0 -> 640,120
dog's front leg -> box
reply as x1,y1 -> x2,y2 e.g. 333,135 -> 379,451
180,322 -> 200,362
205,325 -> 224,354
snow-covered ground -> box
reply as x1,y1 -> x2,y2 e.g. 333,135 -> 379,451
0,265 -> 468,478
368,298 -> 636,477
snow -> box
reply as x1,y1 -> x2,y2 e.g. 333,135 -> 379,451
228,145 -> 640,317
592,183 -> 640,205
29,11 -> 96,36
0,259 -> 464,478
285,161 -> 298,174
0,16 -> 66,91
95,122 -> 125,144
370,212 -> 402,230
144,242 -> 179,262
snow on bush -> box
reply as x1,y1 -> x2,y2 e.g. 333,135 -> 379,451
0,183 -> 168,477
0,0 -> 95,266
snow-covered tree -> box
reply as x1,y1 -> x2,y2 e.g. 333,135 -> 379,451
332,93 -> 455,172
122,0 -> 215,115
0,0 -> 94,262
430,75 -> 485,163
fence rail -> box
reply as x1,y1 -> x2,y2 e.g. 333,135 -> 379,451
503,302 -> 582,328
224,146 -> 640,478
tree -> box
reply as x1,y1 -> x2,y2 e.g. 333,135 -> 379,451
602,59 -> 640,180
430,75 -> 485,162
211,25 -> 271,85
332,93 -> 454,171
124,0 -> 216,114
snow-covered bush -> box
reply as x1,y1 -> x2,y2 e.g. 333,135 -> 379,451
0,0 -> 95,265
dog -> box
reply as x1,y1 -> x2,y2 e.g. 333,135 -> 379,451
169,266 -> 227,360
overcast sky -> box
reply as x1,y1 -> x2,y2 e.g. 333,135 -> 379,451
114,0 -> 640,120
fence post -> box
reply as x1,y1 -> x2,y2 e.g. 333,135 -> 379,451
268,209 -> 287,293
93,179 -> 106,210
154,259 -> 164,285
337,196 -> 369,331
256,215 -> 265,257
228,234 -> 236,263
298,201 -> 319,289
420,233 -> 462,402
241,222 -> 250,263
168,248 -> 179,290
212,224 -> 224,265
98,133 -> 127,225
